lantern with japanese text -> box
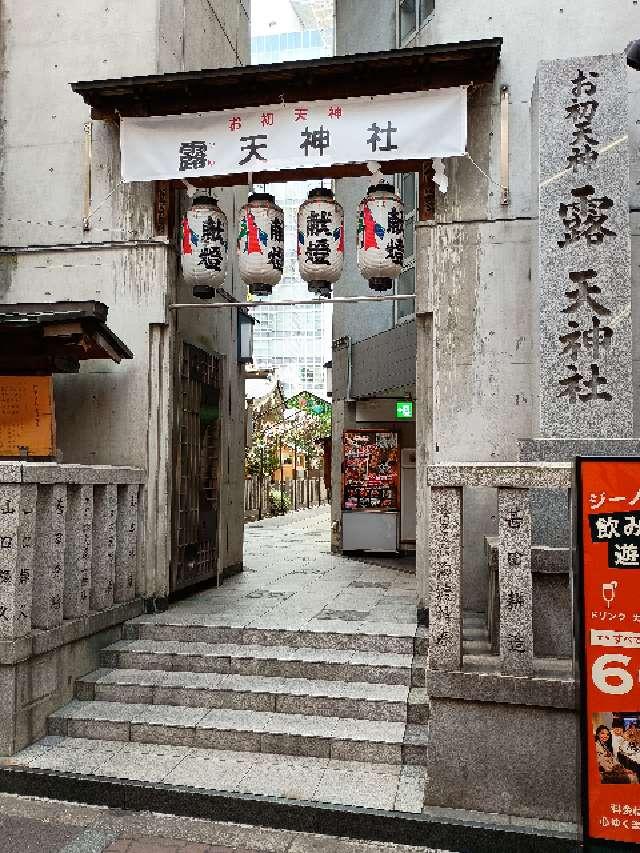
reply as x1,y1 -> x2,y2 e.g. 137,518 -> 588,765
356,183 -> 404,292
182,196 -> 228,299
237,193 -> 284,297
297,187 -> 344,298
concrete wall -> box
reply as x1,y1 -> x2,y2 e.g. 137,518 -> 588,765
332,0 -> 396,346
411,1 -> 640,610
0,0 -> 249,592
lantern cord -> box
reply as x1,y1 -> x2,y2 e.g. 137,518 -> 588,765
465,153 -> 508,193
170,294 -> 416,309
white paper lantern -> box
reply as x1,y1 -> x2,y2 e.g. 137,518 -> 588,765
237,193 -> 284,297
297,187 -> 344,298
182,196 -> 228,297
356,183 -> 404,292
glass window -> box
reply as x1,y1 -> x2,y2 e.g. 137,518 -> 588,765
404,216 -> 414,259
401,172 -> 416,208
419,0 -> 435,24
396,267 -> 416,321
399,0 -> 417,42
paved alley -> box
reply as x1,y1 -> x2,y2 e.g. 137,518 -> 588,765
8,505 -> 428,816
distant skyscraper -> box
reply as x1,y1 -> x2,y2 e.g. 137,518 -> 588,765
250,0 -> 333,400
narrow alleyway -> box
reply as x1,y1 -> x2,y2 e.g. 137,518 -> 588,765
9,506 -> 428,814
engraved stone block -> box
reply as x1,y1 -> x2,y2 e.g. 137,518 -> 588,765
0,484 -> 36,640
63,485 -> 93,620
534,53 -> 631,438
498,488 -> 534,676
90,484 -> 117,612
428,487 -> 463,672
32,484 -> 67,629
114,484 -> 139,603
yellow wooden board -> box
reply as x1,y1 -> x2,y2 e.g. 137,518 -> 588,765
0,376 -> 55,457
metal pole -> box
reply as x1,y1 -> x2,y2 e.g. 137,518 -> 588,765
294,441 -> 297,512
258,444 -> 264,521
279,437 -> 284,515
169,294 -> 416,310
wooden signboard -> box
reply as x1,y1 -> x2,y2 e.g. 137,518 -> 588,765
0,376 -> 55,458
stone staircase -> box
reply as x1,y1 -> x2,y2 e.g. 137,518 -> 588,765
31,614 -> 430,808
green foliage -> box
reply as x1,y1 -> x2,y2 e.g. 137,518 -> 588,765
268,487 -> 291,515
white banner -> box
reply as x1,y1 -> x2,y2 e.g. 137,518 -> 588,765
120,87 -> 467,182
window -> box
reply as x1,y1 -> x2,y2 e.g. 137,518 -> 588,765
399,0 -> 416,43
398,0 -> 434,45
394,172 -> 417,324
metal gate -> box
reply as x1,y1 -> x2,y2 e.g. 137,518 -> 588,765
172,342 -> 221,594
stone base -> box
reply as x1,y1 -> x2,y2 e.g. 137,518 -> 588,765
519,439 -> 640,547
424,696 -> 578,822
0,599 -> 142,756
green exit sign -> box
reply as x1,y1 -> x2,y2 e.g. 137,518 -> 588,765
396,401 -> 413,419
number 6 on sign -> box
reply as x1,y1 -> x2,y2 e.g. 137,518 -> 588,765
591,653 -> 634,695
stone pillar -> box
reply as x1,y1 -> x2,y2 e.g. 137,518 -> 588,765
32,484 -> 67,629
114,484 -> 139,603
90,484 -> 117,612
498,488 -> 533,676
0,484 -> 36,640
535,52 -> 631,438
63,485 -> 93,620
525,52 -> 633,550
428,486 -> 463,671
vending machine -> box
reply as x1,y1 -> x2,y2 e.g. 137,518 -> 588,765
341,428 -> 400,552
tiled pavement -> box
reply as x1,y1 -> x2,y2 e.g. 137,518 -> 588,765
0,792 -> 455,853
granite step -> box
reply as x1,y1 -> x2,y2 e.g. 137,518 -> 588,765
100,640 -> 413,686
462,638 -> 492,654
7,736 -> 427,812
124,617 -> 415,655
47,701 -> 423,765
75,668 -> 410,722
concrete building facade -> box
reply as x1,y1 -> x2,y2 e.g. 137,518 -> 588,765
332,0 -> 640,823
0,0 -> 250,605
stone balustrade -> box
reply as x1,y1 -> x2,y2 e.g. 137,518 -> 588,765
427,462 -> 572,677
0,463 -> 144,643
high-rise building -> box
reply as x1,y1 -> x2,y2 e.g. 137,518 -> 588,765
250,0 -> 333,399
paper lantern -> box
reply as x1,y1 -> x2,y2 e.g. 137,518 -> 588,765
356,183 -> 404,292
297,187 -> 344,298
182,196 -> 228,298
237,193 -> 284,297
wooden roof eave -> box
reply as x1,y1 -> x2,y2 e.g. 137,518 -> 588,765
72,38 -> 502,121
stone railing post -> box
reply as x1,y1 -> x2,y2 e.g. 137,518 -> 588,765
0,480 -> 36,640
428,486 -> 463,671
32,483 -> 67,629
90,484 -> 117,612
114,484 -> 139,603
497,487 -> 534,676
63,484 -> 94,619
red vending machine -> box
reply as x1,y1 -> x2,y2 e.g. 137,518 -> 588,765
341,429 -> 400,552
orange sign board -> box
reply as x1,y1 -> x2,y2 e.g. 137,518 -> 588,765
0,376 -> 55,457
578,458 -> 640,847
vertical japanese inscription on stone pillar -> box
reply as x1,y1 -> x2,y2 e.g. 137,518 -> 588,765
0,484 -> 36,640
32,484 -> 67,629
114,484 -> 139,603
428,486 -> 463,671
498,488 -> 534,675
91,484 -> 117,612
536,54 -> 631,437
63,485 -> 93,619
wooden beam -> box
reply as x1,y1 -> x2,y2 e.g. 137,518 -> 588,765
178,159 -> 428,190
